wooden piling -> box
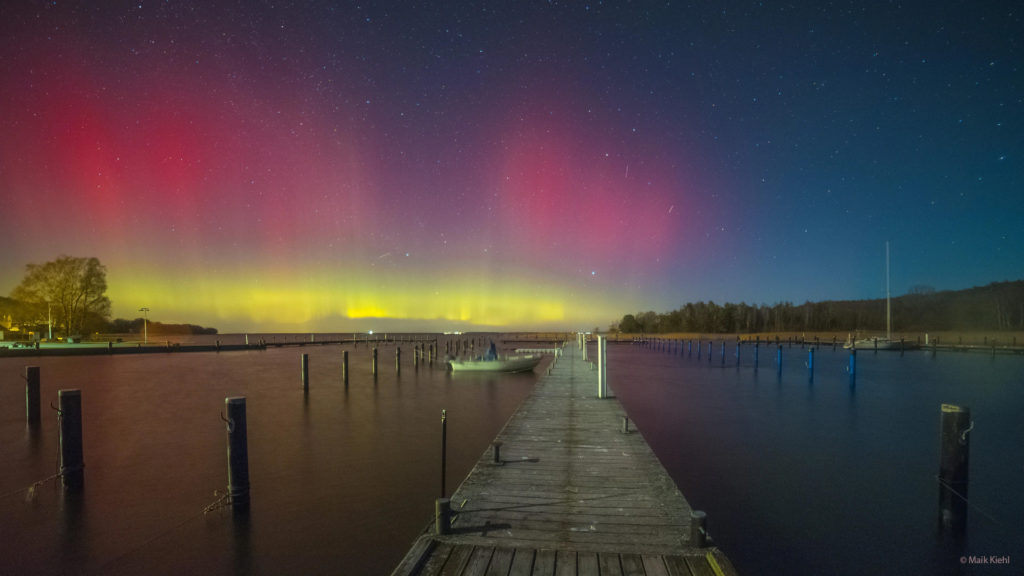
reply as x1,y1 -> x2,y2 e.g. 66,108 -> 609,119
58,389 -> 85,493
690,510 -> 708,547
396,347 -> 401,373
342,350 -> 349,386
25,366 -> 40,427
435,498 -> 452,535
301,353 -> 309,392
597,336 -> 608,399
754,343 -> 759,370
372,347 -> 378,378
225,397 -> 250,510
938,404 -> 971,533
440,409 -> 448,498
776,345 -> 782,377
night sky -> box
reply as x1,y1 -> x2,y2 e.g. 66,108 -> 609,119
1,1 -> 1020,332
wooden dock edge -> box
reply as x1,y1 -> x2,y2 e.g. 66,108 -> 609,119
390,536 -> 738,576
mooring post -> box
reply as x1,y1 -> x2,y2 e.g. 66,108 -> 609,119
808,347 -> 814,382
776,345 -> 783,377
735,342 -> 741,367
696,339 -> 701,360
301,353 -> 309,392
690,510 -> 708,547
225,397 -> 250,510
372,347 -> 378,378
342,350 -> 349,386
396,347 -> 401,373
621,415 -> 630,434
597,335 -> 608,398
492,441 -> 502,465
938,404 -> 971,534
720,341 -> 725,366
848,349 -> 857,386
440,409 -> 448,498
58,389 -> 84,493
26,366 -> 41,427
435,497 -> 452,535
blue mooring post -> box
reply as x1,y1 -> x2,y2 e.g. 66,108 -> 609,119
735,342 -> 741,367
776,345 -> 783,378
688,340 -> 692,358
808,348 -> 815,382
697,340 -> 701,360
708,342 -> 713,364
754,343 -> 759,370
720,341 -> 725,366
848,349 -> 857,386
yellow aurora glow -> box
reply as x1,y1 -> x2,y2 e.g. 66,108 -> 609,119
107,263 -> 614,332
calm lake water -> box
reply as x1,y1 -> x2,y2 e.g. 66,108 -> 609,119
2,335 -> 1022,575
0,334 -> 541,575
606,340 -> 1024,575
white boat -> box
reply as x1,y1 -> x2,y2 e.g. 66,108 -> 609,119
844,241 -> 918,351
447,354 -> 542,373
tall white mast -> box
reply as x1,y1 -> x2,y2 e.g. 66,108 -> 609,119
886,241 -> 891,340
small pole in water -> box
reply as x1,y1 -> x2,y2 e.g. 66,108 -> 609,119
440,409 -> 448,498
301,353 -> 309,392
372,347 -> 378,379
25,366 -> 41,428
807,347 -> 814,382
776,345 -> 783,377
754,342 -> 759,370
342,350 -> 349,387
225,397 -> 250,512
720,341 -> 725,366
735,341 -> 741,367
396,347 -> 401,374
59,389 -> 85,493
848,349 -> 857,385
938,404 -> 971,534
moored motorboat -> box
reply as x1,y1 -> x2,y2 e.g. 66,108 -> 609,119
447,354 -> 542,373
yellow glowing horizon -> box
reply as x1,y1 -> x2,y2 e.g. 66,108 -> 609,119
107,263 -> 620,332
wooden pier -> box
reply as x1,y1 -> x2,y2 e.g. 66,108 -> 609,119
393,343 -> 736,576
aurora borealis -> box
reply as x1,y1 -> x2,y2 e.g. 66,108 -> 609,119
1,2 -> 1020,332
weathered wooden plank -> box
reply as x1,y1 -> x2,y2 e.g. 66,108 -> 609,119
508,548 -> 535,576
598,553 -> 624,576
619,553 -> 646,576
462,546 -> 495,575
553,550 -> 576,576
577,552 -> 599,576
532,549 -> 556,576
640,555 -> 671,576
662,556 -> 693,576
482,547 -> 514,576
419,542 -> 455,576
392,536 -> 437,576
683,555 -> 716,576
439,544 -> 474,576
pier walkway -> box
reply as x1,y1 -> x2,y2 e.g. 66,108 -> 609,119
393,343 -> 736,576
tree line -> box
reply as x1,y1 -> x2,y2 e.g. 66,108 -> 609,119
2,255 -> 216,339
614,280 -> 1024,334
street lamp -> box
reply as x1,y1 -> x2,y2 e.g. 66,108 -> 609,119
139,307 -> 150,343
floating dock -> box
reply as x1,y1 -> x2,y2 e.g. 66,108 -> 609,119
393,342 -> 736,575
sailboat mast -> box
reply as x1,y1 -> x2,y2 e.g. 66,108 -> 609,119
886,241 -> 891,339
